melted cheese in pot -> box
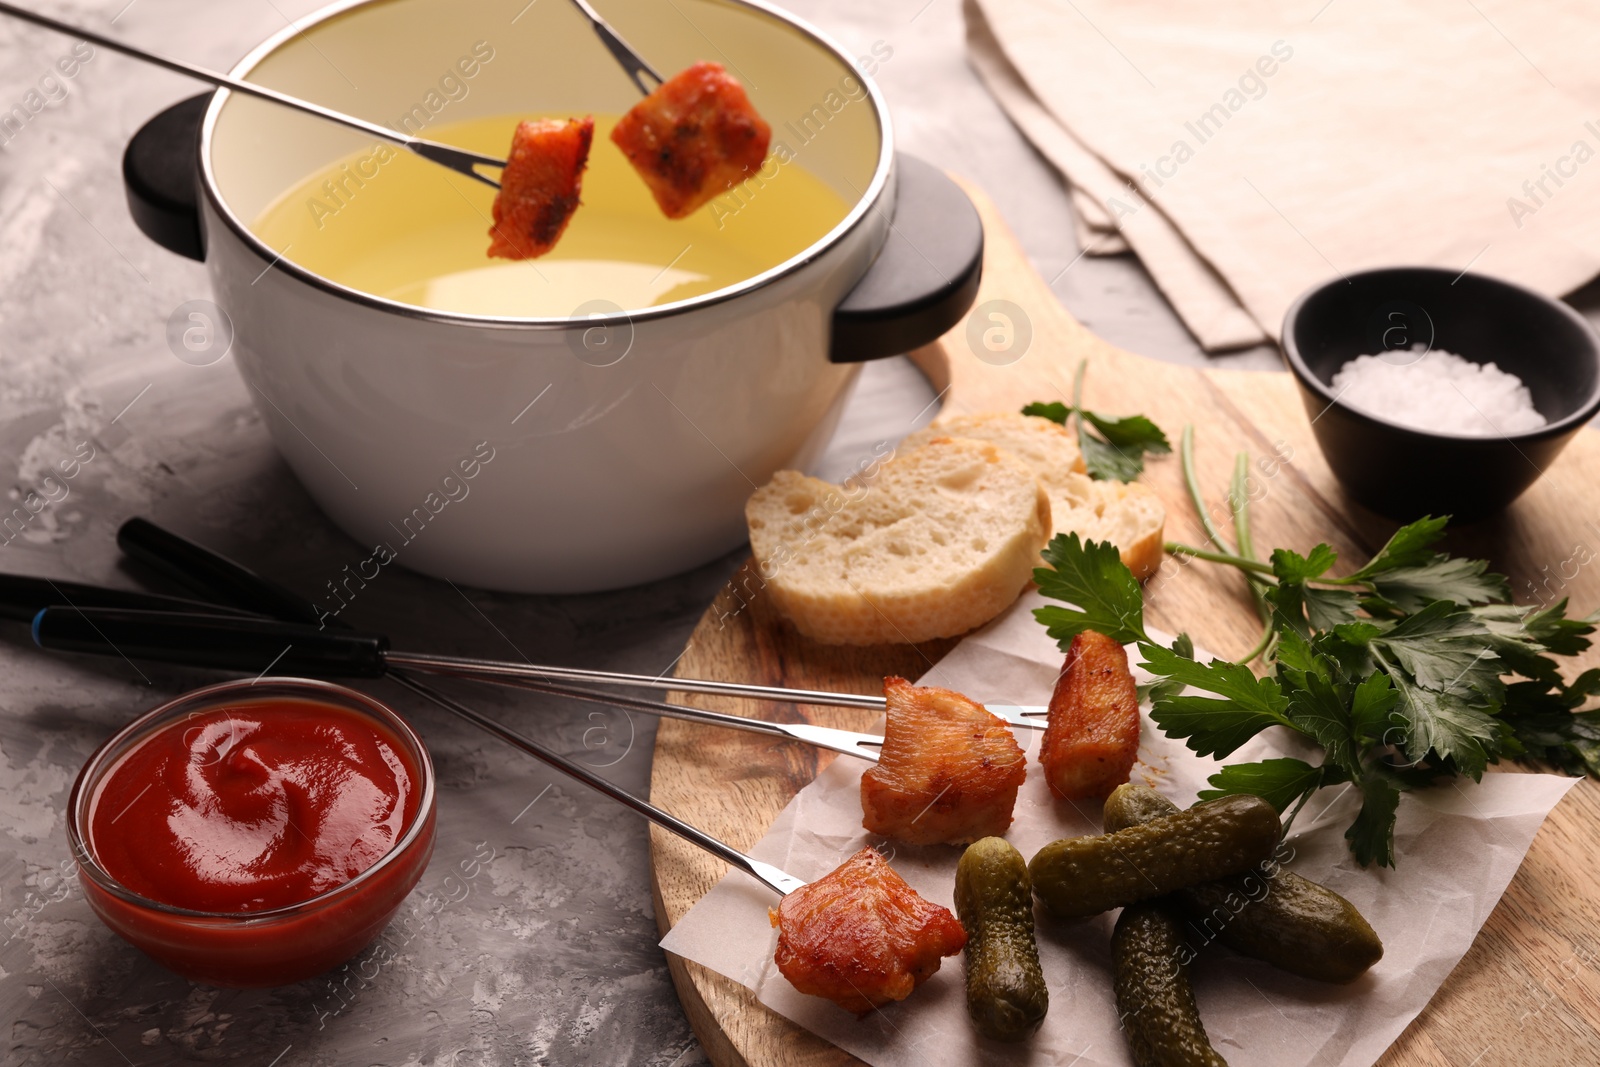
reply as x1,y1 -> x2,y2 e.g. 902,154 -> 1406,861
250,113 -> 852,317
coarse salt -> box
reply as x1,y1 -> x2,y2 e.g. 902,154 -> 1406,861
1330,348 -> 1546,436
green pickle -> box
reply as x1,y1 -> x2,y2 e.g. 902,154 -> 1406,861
1103,784 -> 1384,984
1028,794 -> 1280,920
954,837 -> 1048,1041
1113,901 -> 1230,1067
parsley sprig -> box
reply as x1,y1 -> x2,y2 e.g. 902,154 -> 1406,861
1023,361 -> 1171,482
1032,440 -> 1599,868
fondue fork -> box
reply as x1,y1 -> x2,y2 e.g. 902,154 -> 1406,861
386,649 -> 1050,730
0,2 -> 506,189
387,672 -> 807,896
23,519 -> 906,761
565,0 -> 664,95
27,602 -> 891,762
104,518 -> 1050,732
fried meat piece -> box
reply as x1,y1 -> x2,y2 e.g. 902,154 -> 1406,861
488,116 -> 594,260
860,677 -> 1027,846
770,847 -> 967,1015
1040,630 -> 1140,800
610,61 -> 771,218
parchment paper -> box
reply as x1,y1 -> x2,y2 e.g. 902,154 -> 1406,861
660,591 -> 1579,1067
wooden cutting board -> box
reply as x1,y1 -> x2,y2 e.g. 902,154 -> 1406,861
648,175 -> 1600,1067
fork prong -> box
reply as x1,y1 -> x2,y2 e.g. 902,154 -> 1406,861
405,139 -> 505,189
984,704 -> 1050,731
566,0 -> 663,95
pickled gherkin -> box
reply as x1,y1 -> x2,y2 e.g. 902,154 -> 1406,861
1113,901 -> 1229,1067
1103,784 -> 1383,984
954,838 -> 1048,1041
1029,794 -> 1280,920
1102,780 -> 1186,831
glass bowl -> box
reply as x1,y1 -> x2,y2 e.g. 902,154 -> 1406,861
67,677 -> 436,987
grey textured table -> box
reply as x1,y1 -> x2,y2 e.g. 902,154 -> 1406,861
0,2 -> 1591,1066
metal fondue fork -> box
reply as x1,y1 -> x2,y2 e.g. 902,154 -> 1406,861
107,518 -> 1050,734
565,0 -> 664,95
18,595 -> 896,763
385,649 -> 1050,731
387,673 -> 806,896
0,1 -> 507,189
455,675 -> 888,761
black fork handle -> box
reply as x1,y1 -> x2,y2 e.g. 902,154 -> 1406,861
118,517 -> 339,628
33,607 -> 387,677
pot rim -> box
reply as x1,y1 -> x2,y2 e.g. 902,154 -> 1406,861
197,0 -> 895,332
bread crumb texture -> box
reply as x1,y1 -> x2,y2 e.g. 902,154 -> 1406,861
906,413 -> 1164,579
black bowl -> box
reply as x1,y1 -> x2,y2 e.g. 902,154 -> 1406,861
1281,267 -> 1600,522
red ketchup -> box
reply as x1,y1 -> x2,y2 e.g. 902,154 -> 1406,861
72,684 -> 435,987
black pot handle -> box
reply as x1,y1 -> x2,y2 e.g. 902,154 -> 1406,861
829,153 -> 983,363
123,92 -> 211,262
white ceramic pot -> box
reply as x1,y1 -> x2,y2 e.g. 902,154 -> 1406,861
124,0 -> 982,592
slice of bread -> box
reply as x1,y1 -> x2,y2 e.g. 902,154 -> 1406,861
1049,473 -> 1166,580
745,437 -> 1050,646
900,412 -> 1085,483
904,412 -> 1164,579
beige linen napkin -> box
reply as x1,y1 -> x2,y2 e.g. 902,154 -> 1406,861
966,0 -> 1600,351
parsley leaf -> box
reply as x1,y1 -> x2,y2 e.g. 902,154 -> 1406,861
1147,695 -> 1291,760
1500,668 -> 1600,776
1142,643 -> 1294,757
1138,632 -> 1195,706
1199,758 -> 1327,812
1269,582 -> 1362,635
1272,627 -> 1321,675
1346,771 -> 1403,868
1080,412 -> 1172,483
1271,545 -> 1339,584
1345,516 -> 1508,610
1382,672 -> 1502,779
1082,411 -> 1172,453
1468,603 -> 1574,684
1022,367 -> 1170,482
1303,588 -> 1363,630
1079,434 -> 1148,483
1020,401 -> 1070,423
1507,599 -> 1595,658
1367,555 -> 1510,612
1033,533 -> 1148,648
1349,517 -> 1450,578
1266,546 -> 1362,635
1373,602 -> 1505,700
1283,668 -> 1357,774
1349,670 -> 1401,747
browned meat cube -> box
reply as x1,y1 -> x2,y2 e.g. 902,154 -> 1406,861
860,677 -> 1028,846
610,61 -> 770,218
770,847 -> 967,1015
488,116 -> 594,260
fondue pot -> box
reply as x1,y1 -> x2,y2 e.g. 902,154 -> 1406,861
123,0 -> 982,593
